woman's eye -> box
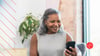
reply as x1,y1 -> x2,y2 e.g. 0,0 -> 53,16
57,20 -> 60,23
50,21 -> 55,23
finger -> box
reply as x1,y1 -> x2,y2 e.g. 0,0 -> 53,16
71,52 -> 76,55
65,49 -> 72,54
69,47 -> 77,56
64,50 -> 70,56
69,47 -> 76,52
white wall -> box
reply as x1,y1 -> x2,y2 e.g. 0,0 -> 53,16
76,0 -> 82,43
16,0 -> 59,21
16,0 -> 46,19
90,0 -> 100,56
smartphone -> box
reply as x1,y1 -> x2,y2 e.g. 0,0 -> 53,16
66,41 -> 75,52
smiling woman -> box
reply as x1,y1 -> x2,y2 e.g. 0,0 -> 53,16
44,13 -> 61,34
37,8 -> 64,35
30,8 -> 78,56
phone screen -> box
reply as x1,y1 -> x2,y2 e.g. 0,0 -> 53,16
66,41 -> 75,52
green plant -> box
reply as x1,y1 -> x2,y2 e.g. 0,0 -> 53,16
19,13 -> 39,43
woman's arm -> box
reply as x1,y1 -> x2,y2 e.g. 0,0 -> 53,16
64,34 -> 77,56
66,34 -> 72,42
30,33 -> 38,56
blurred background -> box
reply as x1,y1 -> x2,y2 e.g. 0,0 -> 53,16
0,0 -> 83,56
1,0 -> 100,56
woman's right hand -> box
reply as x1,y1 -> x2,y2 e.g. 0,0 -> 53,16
64,47 -> 77,56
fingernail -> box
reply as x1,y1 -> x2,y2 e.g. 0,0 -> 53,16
69,47 -> 72,48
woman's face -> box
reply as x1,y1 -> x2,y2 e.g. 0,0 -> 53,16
45,13 -> 61,34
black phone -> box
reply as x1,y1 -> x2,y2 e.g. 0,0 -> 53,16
66,41 -> 75,52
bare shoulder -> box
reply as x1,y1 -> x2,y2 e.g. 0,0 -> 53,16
30,33 -> 38,56
66,33 -> 72,43
31,33 -> 37,41
30,33 -> 38,45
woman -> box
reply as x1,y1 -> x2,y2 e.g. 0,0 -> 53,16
30,8 -> 78,56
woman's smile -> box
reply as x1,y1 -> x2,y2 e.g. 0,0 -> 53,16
45,14 -> 61,33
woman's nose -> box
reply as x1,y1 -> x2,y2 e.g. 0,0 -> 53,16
54,22 -> 59,26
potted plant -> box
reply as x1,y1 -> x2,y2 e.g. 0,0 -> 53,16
19,13 -> 39,43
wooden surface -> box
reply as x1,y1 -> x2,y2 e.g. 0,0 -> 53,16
0,48 -> 27,56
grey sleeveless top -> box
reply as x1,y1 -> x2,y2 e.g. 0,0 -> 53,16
36,32 -> 66,56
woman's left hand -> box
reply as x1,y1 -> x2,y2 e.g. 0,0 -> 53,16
64,47 -> 77,56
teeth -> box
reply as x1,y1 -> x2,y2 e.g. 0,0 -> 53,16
52,27 -> 58,30
54,28 -> 57,29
